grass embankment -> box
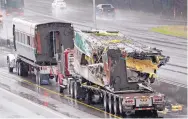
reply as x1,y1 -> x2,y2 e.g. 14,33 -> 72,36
151,25 -> 187,39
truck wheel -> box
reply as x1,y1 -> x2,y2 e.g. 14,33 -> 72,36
9,67 -> 13,73
7,58 -> 13,73
67,78 -> 73,95
16,62 -> 19,75
74,81 -> 78,99
35,70 -> 41,85
103,92 -> 109,112
24,63 -> 29,77
59,86 -> 64,93
18,62 -> 23,76
114,96 -> 119,115
70,80 -> 75,98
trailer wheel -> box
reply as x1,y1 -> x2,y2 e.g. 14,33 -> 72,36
108,93 -> 114,113
119,97 -> 123,115
103,92 -> 109,112
85,89 -> 92,105
9,66 -> 13,73
114,96 -> 119,115
36,70 -> 40,85
151,110 -> 158,117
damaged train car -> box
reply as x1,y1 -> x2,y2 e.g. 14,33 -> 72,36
73,30 -> 170,87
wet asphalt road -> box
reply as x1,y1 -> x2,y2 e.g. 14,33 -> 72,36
0,0 -> 187,118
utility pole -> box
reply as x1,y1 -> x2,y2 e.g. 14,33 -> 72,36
173,0 -> 176,19
93,0 -> 97,29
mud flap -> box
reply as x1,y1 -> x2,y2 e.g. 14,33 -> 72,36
40,74 -> 50,85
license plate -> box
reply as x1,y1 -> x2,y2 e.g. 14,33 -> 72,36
136,96 -> 151,107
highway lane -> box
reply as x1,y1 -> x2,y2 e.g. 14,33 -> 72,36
0,46 -> 187,118
0,87 -> 69,118
0,73 -> 71,118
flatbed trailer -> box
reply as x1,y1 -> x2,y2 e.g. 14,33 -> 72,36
55,29 -> 168,116
57,48 -> 165,116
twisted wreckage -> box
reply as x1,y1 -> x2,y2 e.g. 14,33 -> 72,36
73,30 -> 170,91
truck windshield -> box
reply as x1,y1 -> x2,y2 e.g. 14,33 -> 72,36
102,5 -> 112,8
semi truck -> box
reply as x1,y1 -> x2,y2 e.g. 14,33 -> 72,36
56,30 -> 169,116
7,17 -> 169,117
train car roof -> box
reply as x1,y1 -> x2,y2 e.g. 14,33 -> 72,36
13,15 -> 71,27
12,15 -> 71,35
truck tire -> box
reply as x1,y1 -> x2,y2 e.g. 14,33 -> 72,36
7,57 -> 13,73
16,62 -> 19,75
85,89 -> 92,105
35,70 -> 41,85
74,81 -> 78,99
67,78 -> 74,95
24,64 -> 29,77
151,110 -> 158,117
108,93 -> 114,114
18,62 -> 23,76
114,96 -> 119,115
59,86 -> 64,93
119,97 -> 123,115
70,80 -> 75,98
103,92 -> 109,112
9,67 -> 13,73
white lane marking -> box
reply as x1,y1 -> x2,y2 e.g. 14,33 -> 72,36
0,87 -> 69,118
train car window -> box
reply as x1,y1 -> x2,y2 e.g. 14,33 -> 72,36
15,32 -> 18,42
27,36 -> 30,45
20,33 -> 23,43
23,34 -> 25,44
18,32 -> 20,42
23,33 -> 26,44
31,36 -> 34,47
22,33 -> 24,43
